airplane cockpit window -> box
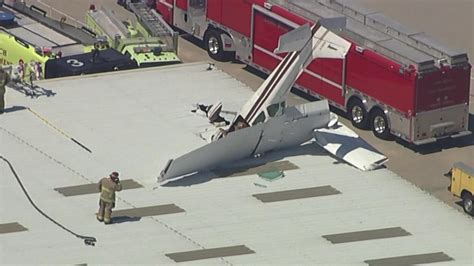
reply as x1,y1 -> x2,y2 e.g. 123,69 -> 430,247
267,102 -> 284,117
252,111 -> 266,125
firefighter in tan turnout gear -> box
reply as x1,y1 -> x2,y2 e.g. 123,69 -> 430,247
97,172 -> 122,224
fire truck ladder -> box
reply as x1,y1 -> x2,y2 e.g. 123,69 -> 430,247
127,2 -> 178,52
90,8 -> 129,41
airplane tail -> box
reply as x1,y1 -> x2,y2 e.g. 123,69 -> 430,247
274,17 -> 349,57
231,18 -> 351,131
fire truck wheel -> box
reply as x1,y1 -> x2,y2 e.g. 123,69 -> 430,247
462,192 -> 474,215
371,108 -> 392,140
204,30 -> 225,61
347,99 -> 368,129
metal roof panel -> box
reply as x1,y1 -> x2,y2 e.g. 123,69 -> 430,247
1,63 -> 472,264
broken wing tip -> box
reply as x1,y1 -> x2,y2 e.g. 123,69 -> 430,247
360,157 -> 389,171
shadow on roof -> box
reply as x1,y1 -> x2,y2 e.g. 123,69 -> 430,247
110,216 -> 142,224
162,142 -> 327,187
9,82 -> 56,98
3,105 -> 27,113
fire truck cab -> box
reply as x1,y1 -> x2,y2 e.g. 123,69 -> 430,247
156,0 -> 471,145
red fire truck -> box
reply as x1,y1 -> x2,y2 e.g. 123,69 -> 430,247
155,0 -> 471,144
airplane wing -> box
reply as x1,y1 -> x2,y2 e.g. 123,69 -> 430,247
313,124 -> 388,171
159,122 -> 266,183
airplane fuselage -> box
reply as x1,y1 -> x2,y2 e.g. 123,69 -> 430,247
160,100 -> 331,181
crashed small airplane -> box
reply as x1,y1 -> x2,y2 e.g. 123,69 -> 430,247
160,18 -> 388,183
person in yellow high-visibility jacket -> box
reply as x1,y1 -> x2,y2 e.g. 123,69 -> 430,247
97,172 -> 122,224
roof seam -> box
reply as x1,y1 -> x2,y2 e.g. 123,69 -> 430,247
0,125 -> 220,257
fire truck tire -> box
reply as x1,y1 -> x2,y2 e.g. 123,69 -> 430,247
462,192 -> 474,215
371,108 -> 392,140
347,99 -> 368,129
204,30 -> 225,61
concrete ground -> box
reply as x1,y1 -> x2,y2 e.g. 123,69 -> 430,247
23,0 -> 474,215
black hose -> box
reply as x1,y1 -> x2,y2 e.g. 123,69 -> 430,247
0,155 -> 97,246
71,138 -> 92,153
27,108 -> 93,154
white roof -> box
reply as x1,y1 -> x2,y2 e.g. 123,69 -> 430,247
1,63 -> 473,264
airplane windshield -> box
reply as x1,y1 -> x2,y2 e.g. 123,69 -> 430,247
253,111 -> 266,125
267,102 -> 285,117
